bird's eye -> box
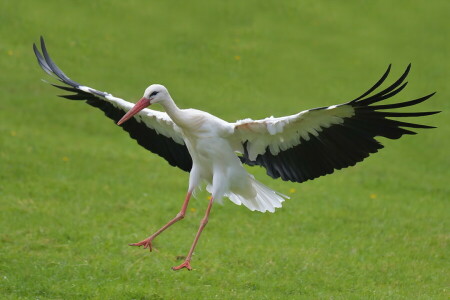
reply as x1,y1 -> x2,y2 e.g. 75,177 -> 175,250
149,91 -> 159,97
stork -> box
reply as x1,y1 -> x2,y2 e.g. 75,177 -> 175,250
33,37 -> 439,271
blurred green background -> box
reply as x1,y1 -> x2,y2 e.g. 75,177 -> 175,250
0,0 -> 448,299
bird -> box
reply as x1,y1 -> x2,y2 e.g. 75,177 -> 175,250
33,37 -> 439,271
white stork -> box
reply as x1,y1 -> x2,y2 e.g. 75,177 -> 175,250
33,37 -> 439,271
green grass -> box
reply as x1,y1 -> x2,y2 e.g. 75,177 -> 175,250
1,0 -> 449,299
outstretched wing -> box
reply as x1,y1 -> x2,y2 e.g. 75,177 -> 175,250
33,37 -> 192,172
234,65 -> 439,183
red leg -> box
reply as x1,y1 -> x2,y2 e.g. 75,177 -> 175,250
129,191 -> 192,251
172,196 -> 214,271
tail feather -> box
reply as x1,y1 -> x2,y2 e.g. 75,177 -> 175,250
226,177 -> 289,213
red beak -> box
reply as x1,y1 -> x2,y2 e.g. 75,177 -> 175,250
117,97 -> 151,125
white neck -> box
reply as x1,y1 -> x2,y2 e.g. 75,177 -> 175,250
159,96 -> 185,126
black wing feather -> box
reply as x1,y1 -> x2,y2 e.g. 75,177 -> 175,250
241,65 -> 439,183
34,37 -> 192,172
351,64 -> 392,102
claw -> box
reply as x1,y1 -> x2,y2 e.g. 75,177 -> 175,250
129,238 -> 153,251
172,260 -> 192,271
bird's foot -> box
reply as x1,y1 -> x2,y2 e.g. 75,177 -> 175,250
172,260 -> 192,271
129,237 -> 153,251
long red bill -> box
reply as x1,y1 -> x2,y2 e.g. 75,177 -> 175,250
117,97 -> 151,125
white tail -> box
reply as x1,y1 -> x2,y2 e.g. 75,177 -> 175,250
225,176 -> 289,213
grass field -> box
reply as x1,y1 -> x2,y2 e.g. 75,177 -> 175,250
0,0 -> 448,299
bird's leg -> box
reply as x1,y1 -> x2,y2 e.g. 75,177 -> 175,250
129,190 -> 192,251
172,196 -> 214,271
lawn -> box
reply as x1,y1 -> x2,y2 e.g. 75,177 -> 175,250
0,0 -> 448,299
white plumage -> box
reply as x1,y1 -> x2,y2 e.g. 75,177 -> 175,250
33,37 -> 438,271
234,104 -> 355,160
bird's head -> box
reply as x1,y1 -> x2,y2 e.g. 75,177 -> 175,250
117,84 -> 169,125
143,84 -> 170,104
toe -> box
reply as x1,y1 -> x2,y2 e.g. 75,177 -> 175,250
172,261 -> 192,271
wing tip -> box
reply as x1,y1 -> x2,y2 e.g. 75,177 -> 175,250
350,63 -> 393,103
34,35 -> 80,87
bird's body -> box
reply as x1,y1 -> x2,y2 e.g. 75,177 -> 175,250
33,37 -> 439,271
135,88 -> 290,212
185,113 -> 285,211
